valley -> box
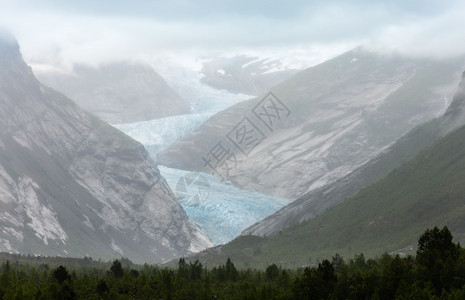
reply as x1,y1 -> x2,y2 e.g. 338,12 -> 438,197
113,71 -> 292,246
2,4 -> 465,298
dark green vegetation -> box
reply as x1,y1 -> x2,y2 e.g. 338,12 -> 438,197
282,118 -> 465,260
188,115 -> 465,269
244,72 -> 465,238
1,227 -> 465,299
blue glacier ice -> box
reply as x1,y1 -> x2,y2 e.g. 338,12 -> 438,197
152,59 -> 253,113
114,113 -> 212,159
158,166 -> 290,245
114,68 -> 290,246
113,67 -> 253,159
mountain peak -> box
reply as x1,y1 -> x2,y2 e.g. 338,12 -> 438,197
35,61 -> 191,124
0,29 -> 35,91
0,29 -> 20,59
0,34 -> 211,262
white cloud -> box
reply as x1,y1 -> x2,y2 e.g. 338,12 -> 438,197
0,0 -> 464,70
368,2 -> 465,58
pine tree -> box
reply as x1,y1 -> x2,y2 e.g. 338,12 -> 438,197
110,259 -> 124,278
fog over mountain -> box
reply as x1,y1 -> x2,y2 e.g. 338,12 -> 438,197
3,1 -> 465,75
244,71 -> 465,237
0,35 -> 211,263
35,62 -> 190,124
182,74 -> 465,268
199,55 -> 299,95
158,49 -> 465,198
0,0 -> 465,272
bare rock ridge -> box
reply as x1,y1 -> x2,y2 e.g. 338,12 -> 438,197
199,55 -> 299,95
35,62 -> 190,124
0,34 -> 211,263
158,49 -> 465,199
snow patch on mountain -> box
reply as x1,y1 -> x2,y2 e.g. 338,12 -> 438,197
82,215 -> 95,230
17,177 -> 67,245
0,239 -> 14,252
12,134 -> 32,150
151,59 -> 253,113
2,227 -> 23,242
111,239 -> 124,256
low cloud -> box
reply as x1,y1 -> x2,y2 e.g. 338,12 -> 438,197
0,0 -> 464,70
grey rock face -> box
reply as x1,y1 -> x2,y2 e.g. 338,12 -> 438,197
243,71 -> 465,237
440,71 -> 465,134
35,62 -> 190,124
0,36 -> 211,263
158,49 -> 465,200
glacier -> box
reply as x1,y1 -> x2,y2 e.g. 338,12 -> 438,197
114,66 -> 290,245
115,111 -> 292,246
113,64 -> 254,159
151,59 -> 253,113
114,113 -> 213,158
159,166 -> 289,245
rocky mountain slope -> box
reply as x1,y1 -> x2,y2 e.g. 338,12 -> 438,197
0,33 -> 211,263
35,62 -> 190,124
182,73 -> 465,268
243,71 -> 465,237
158,49 -> 465,199
200,55 -> 299,95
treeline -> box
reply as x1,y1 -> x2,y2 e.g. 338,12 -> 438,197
1,226 -> 465,299
0,252 -> 134,270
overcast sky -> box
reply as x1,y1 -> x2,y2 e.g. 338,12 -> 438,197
1,0 -> 464,70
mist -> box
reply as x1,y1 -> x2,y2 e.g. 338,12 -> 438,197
1,0 -> 464,72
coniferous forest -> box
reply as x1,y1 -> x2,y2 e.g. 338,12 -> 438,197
0,226 -> 464,299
